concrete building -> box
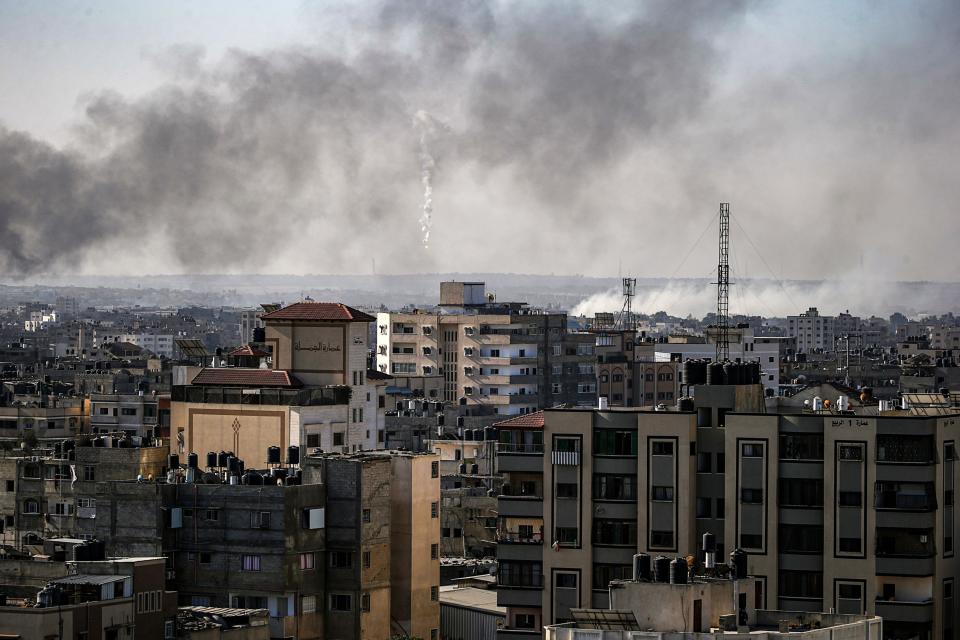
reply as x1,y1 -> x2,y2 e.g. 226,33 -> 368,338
90,392 -> 160,437
0,396 -> 86,442
494,381 -> 959,640
172,302 -> 380,468
654,328 -> 780,394
440,582 -> 506,640
376,282 -> 597,416
239,309 -> 264,346
594,332 -> 682,408
0,554 -> 176,640
787,308 -> 836,353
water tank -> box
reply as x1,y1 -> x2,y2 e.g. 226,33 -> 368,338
287,445 -> 300,465
670,557 -> 688,584
484,426 -> 495,441
654,556 -> 671,583
227,456 -> 240,475
751,363 -> 762,384
396,401 -> 404,412
187,453 -> 199,469
241,471 -> 264,485
217,451 -> 229,467
693,359 -> 709,385
724,362 -> 737,385
456,416 -> 465,428
206,452 -> 217,469
458,463 -> 467,474
270,467 -> 288,481
702,532 -> 716,552
730,548 -> 748,579
707,362 -> 725,385
168,454 -> 180,470
632,553 -> 651,581
471,463 -> 479,475
267,446 -> 281,465
837,396 -> 849,412
436,414 -> 445,426
813,396 -> 824,411
678,397 -> 694,412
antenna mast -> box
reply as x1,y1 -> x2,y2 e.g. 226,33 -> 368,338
715,203 -> 730,362
617,277 -> 637,333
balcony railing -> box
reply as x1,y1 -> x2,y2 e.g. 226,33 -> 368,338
498,531 -> 544,544
498,573 -> 544,588
497,443 -> 544,454
552,451 -> 580,466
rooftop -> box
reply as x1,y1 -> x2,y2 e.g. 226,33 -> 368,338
228,345 -> 270,358
438,585 -> 505,615
493,410 -> 545,429
261,302 -> 375,323
190,368 -> 302,388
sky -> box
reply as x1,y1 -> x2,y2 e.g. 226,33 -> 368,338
0,0 -> 958,281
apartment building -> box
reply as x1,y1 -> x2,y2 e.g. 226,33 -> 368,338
171,302 -> 380,465
239,308 -> 264,345
0,396 -> 86,442
494,382 -> 958,640
376,282 -> 597,416
90,392 -> 160,437
594,331 -> 681,407
787,307 -> 837,353
654,327 -> 780,393
88,449 -> 440,640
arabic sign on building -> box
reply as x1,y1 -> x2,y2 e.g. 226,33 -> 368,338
290,326 -> 345,372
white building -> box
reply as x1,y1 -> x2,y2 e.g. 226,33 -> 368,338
787,307 -> 836,353
654,327 -> 780,393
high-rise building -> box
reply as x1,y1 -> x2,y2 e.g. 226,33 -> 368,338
494,380 -> 959,640
376,282 -> 597,416
787,307 -> 837,353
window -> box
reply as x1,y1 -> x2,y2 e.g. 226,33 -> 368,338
779,433 -> 824,460
838,537 -> 862,553
556,483 -> 578,498
651,441 -> 673,456
22,499 -> 39,514
716,498 -> 725,518
205,509 -> 219,522
362,508 -> 371,523
98,407 -> 110,415
555,527 -> 579,545
430,586 -> 439,601
838,444 -> 863,461
838,491 -> 863,507
330,551 -> 354,568
696,497 -> 712,518
551,383 -> 562,394
779,524 -> 823,553
697,452 -> 712,473
362,551 -> 371,568
740,533 -> 763,549
593,564 -> 632,590
650,486 -> 674,501
4,480 -> 12,492
329,594 -> 352,612
876,434 -> 934,463
250,511 -> 271,528
431,501 -> 438,518
121,408 -> 137,416
515,614 -> 536,629
593,519 -> 637,546
431,543 -> 439,559
555,573 -> 578,588
779,570 -> 823,599
241,555 -> 261,571
299,552 -> 315,570
593,475 -> 636,501
779,478 -> 823,507
431,461 -> 439,478
741,443 -> 764,457
594,430 -> 637,455
740,488 -> 763,504
199,552 -> 211,565
333,432 -> 345,447
650,530 -> 673,548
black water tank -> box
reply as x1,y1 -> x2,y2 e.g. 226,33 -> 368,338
168,454 -> 180,469
436,414 -> 445,426
471,463 -> 479,475
702,532 -> 716,553
633,553 -> 651,581
723,362 -> 735,385
730,548 -> 748,579
187,453 -> 199,469
217,451 -> 229,467
678,397 -> 695,412
486,427 -> 497,441
707,362 -> 725,385
456,416 -> 465,427
654,556 -> 671,583
670,557 -> 688,584
396,401 -> 404,412
227,456 -> 240,474
267,446 -> 281,465
206,451 -> 217,468
253,327 -> 266,342
241,471 -> 264,486
287,445 -> 300,465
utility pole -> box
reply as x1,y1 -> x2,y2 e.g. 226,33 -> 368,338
715,203 -> 731,362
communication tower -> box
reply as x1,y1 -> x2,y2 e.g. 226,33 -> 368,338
715,203 -> 730,361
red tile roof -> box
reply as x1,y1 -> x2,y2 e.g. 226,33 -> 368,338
228,345 -> 270,358
190,368 -> 301,388
493,411 -> 545,429
261,302 -> 375,323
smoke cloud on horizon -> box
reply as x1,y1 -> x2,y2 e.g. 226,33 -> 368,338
2,1 -> 959,281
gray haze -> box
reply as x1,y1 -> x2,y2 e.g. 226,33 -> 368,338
1,0 -> 958,280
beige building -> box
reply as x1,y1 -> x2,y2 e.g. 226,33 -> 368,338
377,282 -> 597,416
172,302 -> 381,466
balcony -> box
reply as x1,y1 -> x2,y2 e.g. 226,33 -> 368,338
874,599 -> 934,624
497,573 -> 544,589
498,530 -> 544,545
875,556 -> 936,576
498,496 -> 543,518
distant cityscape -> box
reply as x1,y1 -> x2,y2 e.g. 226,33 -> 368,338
0,272 -> 954,639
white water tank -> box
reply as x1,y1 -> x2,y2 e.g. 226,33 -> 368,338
837,396 -> 849,412
812,396 -> 823,411
598,397 -> 609,411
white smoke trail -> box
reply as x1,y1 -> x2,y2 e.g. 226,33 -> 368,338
413,110 -> 441,249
